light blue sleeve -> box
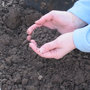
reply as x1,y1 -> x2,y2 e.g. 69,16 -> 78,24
73,25 -> 90,52
68,0 -> 90,24
68,0 -> 90,52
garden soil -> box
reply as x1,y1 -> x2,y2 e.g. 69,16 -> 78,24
0,0 -> 90,90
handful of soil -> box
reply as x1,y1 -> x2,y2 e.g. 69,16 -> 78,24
31,26 -> 60,47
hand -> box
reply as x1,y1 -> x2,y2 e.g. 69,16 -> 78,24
27,10 -> 86,36
29,32 -> 76,59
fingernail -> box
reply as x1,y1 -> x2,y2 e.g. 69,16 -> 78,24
27,29 -> 29,33
35,21 -> 38,24
27,29 -> 31,34
29,43 -> 31,47
29,43 -> 33,46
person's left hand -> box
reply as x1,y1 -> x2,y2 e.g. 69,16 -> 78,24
29,32 -> 76,59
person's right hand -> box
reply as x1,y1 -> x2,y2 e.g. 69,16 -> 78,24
29,32 -> 76,59
27,10 -> 86,39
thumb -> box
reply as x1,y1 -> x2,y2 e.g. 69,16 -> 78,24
39,40 -> 57,54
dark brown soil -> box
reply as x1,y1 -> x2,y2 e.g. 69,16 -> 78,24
0,0 -> 90,90
31,27 -> 60,47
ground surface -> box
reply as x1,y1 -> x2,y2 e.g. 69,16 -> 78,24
0,0 -> 90,90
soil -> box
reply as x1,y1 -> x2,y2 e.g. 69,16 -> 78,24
31,27 -> 60,47
0,0 -> 90,90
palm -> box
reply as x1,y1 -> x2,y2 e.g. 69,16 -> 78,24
36,11 -> 75,34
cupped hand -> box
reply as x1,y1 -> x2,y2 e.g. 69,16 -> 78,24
29,32 -> 76,59
27,10 -> 86,41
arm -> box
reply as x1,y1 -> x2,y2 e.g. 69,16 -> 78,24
69,0 -> 90,52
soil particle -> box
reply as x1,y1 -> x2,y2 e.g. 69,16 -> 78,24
24,9 -> 42,26
0,64 -> 5,70
85,60 -> 90,71
5,57 -> 12,65
1,79 -> 7,84
22,78 -> 28,85
0,34 -> 10,45
74,70 -> 85,85
8,47 -> 17,55
38,75 -> 43,80
13,73 -> 21,84
3,7 -> 21,29
0,34 -> 11,51
6,55 -> 23,64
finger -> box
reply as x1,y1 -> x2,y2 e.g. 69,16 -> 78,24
35,12 -> 53,25
39,40 -> 57,54
29,41 -> 45,57
27,24 -> 41,35
29,42 -> 40,55
27,35 -> 31,41
31,39 -> 37,46
29,41 -> 49,58
29,42 -> 60,59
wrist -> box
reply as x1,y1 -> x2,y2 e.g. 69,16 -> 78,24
68,12 -> 87,29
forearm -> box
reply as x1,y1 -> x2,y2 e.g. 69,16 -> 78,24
73,25 -> 90,52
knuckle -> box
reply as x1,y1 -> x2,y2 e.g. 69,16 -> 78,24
50,10 -> 56,13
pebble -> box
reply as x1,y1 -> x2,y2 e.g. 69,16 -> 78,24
38,75 -> 43,80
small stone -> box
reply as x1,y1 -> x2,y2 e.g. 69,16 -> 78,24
14,74 -> 21,84
2,79 -> 7,84
11,55 -> 23,63
5,57 -> 12,65
38,75 -> 43,80
0,72 -> 2,75
0,65 -> 5,70
9,48 -> 17,55
0,34 -> 10,45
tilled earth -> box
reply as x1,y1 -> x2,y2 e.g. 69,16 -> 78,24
0,0 -> 90,90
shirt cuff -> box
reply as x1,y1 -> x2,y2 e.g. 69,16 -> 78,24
73,25 -> 90,52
